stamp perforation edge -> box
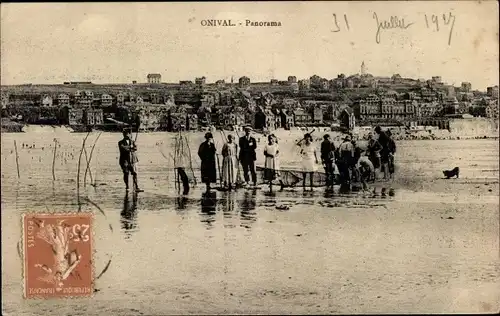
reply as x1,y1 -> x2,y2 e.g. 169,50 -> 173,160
21,211 -> 96,299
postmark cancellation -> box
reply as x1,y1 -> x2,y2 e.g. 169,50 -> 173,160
22,212 -> 94,299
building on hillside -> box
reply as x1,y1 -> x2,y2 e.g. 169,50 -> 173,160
147,73 -> 161,84
41,95 -> 53,107
339,107 -> 355,131
280,109 -> 294,129
187,114 -> 198,130
293,107 -> 311,126
487,86 -> 499,98
197,106 -> 212,127
461,82 -> 472,92
116,93 -> 126,105
84,109 -> 104,126
75,91 -> 94,106
101,94 -> 113,107
195,76 -> 206,86
298,79 -> 310,91
288,76 -> 297,84
1,92 -> 9,109
216,80 -> 225,88
63,108 -> 84,125
485,101 -> 499,120
239,76 -> 250,88
312,107 -> 324,125
57,94 -> 70,107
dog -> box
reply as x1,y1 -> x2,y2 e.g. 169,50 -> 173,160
443,167 -> 460,179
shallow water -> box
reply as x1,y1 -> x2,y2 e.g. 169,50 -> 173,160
1,132 -> 499,314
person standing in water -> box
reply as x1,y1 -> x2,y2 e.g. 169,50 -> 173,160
263,134 -> 284,192
374,126 -> 390,180
321,134 -> 337,189
299,133 -> 319,191
386,130 -> 397,180
221,134 -> 238,191
238,126 -> 257,188
337,134 -> 355,188
118,129 -> 143,192
198,132 -> 217,193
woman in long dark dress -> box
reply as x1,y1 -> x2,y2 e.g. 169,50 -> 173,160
198,132 -> 217,193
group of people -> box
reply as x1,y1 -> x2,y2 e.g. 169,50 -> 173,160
198,126 -> 267,192
117,125 -> 396,193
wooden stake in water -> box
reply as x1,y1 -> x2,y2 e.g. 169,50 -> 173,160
77,132 -> 91,210
13,140 -> 20,179
52,138 -> 58,181
84,132 -> 102,187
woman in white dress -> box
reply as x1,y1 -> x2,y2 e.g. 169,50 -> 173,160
263,135 -> 284,191
300,133 -> 319,191
221,135 -> 238,191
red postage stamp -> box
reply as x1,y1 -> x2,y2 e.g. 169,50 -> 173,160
22,212 -> 94,298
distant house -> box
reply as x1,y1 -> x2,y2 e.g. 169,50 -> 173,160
239,76 -> 250,88
293,108 -> 311,126
197,106 -> 212,127
187,114 -> 198,130
270,79 -> 279,86
288,76 -> 297,84
195,77 -> 206,86
57,93 -> 69,107
218,106 -> 245,128
312,107 -> 324,125
339,107 -> 355,131
215,80 -> 225,88
66,108 -> 84,125
116,93 -> 126,105
75,91 -> 93,106
101,94 -> 113,107
280,109 -> 294,129
41,95 -> 53,107
1,92 -> 9,109
147,73 -> 161,84
84,109 -> 104,126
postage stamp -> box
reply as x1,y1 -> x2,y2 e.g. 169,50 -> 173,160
22,212 -> 94,299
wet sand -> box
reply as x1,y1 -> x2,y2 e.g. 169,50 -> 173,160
1,132 -> 499,314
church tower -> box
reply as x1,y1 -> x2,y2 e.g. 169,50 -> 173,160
361,61 -> 367,75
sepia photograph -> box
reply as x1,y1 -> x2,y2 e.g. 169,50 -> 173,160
1,1 -> 499,314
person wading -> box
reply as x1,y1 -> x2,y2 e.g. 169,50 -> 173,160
321,134 -> 338,189
198,132 -> 217,193
118,129 -> 143,192
238,126 -> 257,188
374,126 -> 390,180
221,134 -> 238,191
386,130 -> 397,180
263,134 -> 284,192
338,134 -> 355,190
299,133 -> 319,191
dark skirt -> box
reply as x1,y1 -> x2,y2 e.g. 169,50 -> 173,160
200,160 -> 217,184
369,153 -> 381,169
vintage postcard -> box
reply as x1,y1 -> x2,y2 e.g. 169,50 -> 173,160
1,1 -> 499,315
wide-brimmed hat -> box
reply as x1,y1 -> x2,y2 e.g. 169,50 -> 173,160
244,126 -> 253,131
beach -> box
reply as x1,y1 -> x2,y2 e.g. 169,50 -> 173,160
1,129 -> 499,314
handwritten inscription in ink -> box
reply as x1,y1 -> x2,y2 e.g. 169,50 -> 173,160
425,12 -> 456,45
330,11 -> 456,46
373,13 -> 414,44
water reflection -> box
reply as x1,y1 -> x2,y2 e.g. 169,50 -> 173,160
220,191 -> 237,228
200,191 -> 217,229
238,189 -> 257,229
120,191 -> 138,239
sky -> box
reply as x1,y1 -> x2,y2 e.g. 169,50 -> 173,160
1,1 -> 498,90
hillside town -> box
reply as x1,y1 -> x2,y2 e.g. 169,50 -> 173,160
1,62 -> 498,133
